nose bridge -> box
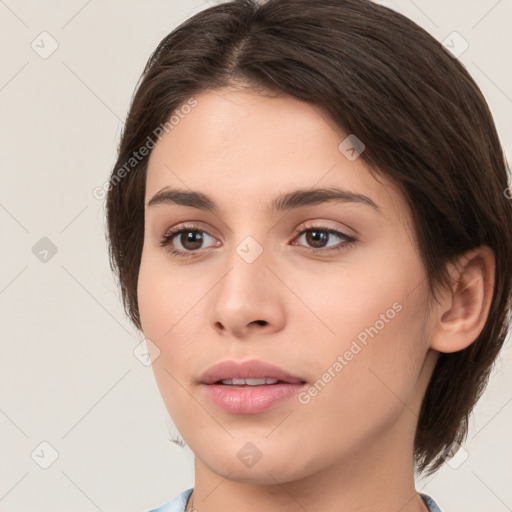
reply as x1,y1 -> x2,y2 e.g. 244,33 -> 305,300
220,212 -> 270,290
209,228 -> 285,336
217,232 -> 270,308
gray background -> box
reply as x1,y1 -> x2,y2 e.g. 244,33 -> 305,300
0,1 -> 510,511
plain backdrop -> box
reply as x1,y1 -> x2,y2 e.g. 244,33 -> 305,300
0,1 -> 511,511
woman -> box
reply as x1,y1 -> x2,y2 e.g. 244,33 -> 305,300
105,0 -> 512,510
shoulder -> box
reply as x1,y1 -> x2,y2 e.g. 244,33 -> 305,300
146,488 -> 194,512
420,493 -> 443,512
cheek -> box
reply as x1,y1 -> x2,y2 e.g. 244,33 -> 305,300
137,246 -> 200,339
292,237 -> 430,416
137,256 -> 199,418
137,249 -> 209,374
137,257 -> 169,340
287,231 -> 425,350
137,251 -> 185,382
292,294 -> 429,465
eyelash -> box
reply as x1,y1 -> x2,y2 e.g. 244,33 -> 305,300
159,223 -> 357,259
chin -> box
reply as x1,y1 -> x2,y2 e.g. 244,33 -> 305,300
193,440 -> 312,485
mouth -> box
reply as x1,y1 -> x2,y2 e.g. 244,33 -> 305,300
200,359 -> 306,385
200,360 -> 307,414
214,377 -> 299,386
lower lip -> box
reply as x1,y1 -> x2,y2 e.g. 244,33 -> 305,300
202,382 -> 306,414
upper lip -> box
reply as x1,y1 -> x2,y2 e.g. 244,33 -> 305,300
200,359 -> 306,385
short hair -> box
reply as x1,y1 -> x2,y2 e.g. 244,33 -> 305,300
105,0 -> 512,475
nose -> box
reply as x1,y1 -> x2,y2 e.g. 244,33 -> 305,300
209,243 -> 286,338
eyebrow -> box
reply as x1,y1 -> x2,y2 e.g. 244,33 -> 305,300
147,186 -> 381,214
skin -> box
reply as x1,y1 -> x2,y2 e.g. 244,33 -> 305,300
137,86 -> 495,512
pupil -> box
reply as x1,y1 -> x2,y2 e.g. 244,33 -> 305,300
306,230 -> 328,248
181,231 -> 203,250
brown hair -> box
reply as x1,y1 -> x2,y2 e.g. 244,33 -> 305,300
105,0 -> 512,474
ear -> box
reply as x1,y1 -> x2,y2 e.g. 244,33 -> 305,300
429,245 -> 495,353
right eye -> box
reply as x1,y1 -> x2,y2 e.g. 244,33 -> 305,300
159,224 -> 220,258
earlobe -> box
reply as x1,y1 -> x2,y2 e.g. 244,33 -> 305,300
429,245 -> 495,354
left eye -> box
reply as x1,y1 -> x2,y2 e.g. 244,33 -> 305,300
292,226 -> 356,253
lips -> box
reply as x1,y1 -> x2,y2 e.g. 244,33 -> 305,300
200,359 -> 306,385
200,360 -> 307,414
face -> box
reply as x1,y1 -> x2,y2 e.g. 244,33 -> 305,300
137,87 -> 437,484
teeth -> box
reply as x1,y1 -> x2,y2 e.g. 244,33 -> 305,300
220,378 -> 280,386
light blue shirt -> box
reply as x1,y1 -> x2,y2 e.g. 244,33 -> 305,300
147,488 -> 442,511
147,488 -> 193,512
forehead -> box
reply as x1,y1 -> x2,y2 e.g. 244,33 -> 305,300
145,87 -> 407,224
